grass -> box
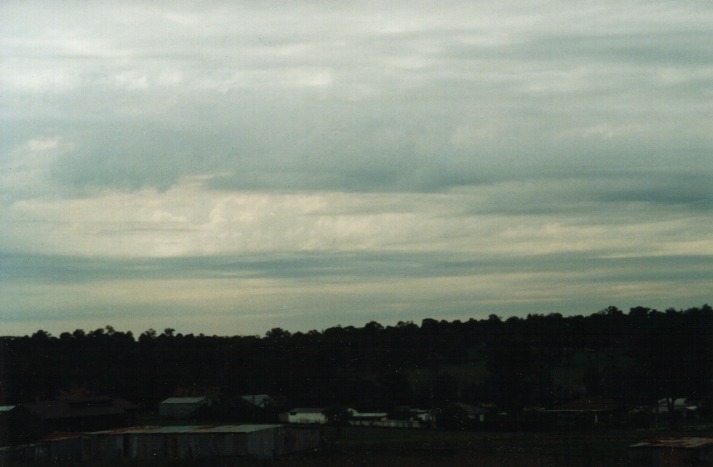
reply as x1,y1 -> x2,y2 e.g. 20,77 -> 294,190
313,425 -> 713,466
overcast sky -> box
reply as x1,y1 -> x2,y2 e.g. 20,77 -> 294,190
1,1 -> 711,336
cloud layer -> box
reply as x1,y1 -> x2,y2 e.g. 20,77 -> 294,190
1,0 -> 711,335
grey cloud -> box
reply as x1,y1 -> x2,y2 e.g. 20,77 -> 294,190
2,1 -> 711,198
596,173 -> 713,211
2,250 -> 711,334
3,250 -> 712,285
1,1 -> 712,335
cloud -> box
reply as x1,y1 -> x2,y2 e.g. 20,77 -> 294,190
0,0 -> 711,335
2,175 -> 710,260
1,0 -> 709,197
1,250 -> 711,335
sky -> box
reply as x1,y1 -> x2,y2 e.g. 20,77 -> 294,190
1,1 -> 711,337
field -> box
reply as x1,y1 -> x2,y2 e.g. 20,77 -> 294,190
272,426 -> 713,467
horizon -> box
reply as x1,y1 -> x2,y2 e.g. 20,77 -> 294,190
4,303 -> 709,339
2,1 -> 711,337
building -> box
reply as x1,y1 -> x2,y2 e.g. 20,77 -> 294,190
282,408 -> 328,424
392,407 -> 438,424
82,424 -> 320,461
655,398 -> 699,422
349,410 -> 388,422
452,402 -> 488,423
159,396 -> 212,419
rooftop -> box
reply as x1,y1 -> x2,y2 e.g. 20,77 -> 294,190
289,408 -> 325,414
88,424 -> 282,435
160,397 -> 209,405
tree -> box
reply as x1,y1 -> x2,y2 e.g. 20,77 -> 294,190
265,327 -> 290,339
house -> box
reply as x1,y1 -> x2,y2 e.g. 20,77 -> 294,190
159,397 -> 212,419
392,407 -> 437,423
452,402 -> 488,423
347,410 -> 424,429
655,398 -> 699,421
282,408 -> 328,424
19,397 -> 138,437
629,438 -> 713,465
348,409 -> 388,422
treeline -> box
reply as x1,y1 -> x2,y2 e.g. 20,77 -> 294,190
1,305 -> 711,412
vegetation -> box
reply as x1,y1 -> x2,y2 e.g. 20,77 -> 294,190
2,305 -> 711,428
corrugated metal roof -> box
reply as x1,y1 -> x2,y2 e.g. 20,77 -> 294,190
42,432 -> 84,441
198,424 -> 281,433
90,425 -> 162,434
289,408 -> 325,414
630,438 -> 713,449
160,397 -> 209,404
88,424 -> 282,435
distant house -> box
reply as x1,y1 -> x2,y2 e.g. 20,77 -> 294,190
348,410 -> 387,422
452,402 -> 488,423
159,397 -> 212,419
346,410 -> 425,429
655,398 -> 699,421
282,408 -> 327,424
392,406 -> 437,423
19,397 -> 138,438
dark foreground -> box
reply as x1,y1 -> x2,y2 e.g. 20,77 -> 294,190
7,428 -> 713,466
128,429 -> 713,466
284,428 -> 708,467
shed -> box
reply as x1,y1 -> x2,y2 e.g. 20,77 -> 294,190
349,410 -> 388,422
284,408 -> 328,424
83,424 -> 320,461
159,397 -> 212,419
